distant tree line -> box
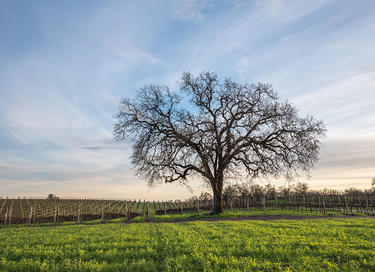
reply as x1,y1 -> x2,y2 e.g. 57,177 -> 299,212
185,182 -> 375,203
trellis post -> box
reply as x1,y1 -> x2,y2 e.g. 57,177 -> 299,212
101,203 -> 105,223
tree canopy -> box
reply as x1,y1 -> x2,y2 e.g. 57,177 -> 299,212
114,72 -> 326,213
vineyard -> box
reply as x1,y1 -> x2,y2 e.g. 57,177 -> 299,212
2,184 -> 375,226
0,197 -> 208,226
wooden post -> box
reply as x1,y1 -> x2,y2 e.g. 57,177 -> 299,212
303,195 -> 306,211
337,195 -> 342,213
117,203 -> 120,218
28,206 -> 33,226
80,204 -> 83,223
0,199 -> 7,221
262,197 -> 266,214
77,205 -> 80,224
143,200 -> 146,217
4,207 -> 8,226
19,198 -> 24,221
253,197 -> 256,211
53,205 -> 57,225
152,201 -> 155,217
124,202 -> 128,222
129,203 -> 132,221
57,204 -> 60,223
146,202 -> 150,222
101,203 -> 105,223
9,205 -> 12,225
276,197 -> 279,210
344,196 -> 349,214
33,204 -> 36,224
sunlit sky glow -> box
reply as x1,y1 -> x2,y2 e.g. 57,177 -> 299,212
1,0 -> 374,199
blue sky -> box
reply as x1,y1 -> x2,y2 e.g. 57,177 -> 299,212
0,0 -> 374,199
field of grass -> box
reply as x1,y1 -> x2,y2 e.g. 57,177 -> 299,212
130,208 -> 366,223
1,217 -> 374,271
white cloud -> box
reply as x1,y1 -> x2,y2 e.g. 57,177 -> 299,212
173,0 -> 211,21
114,43 -> 160,69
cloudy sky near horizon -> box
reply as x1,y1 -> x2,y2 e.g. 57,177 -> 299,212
0,0 -> 374,199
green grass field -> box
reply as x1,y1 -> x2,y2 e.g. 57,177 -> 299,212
1,217 -> 374,271
131,208 -> 365,223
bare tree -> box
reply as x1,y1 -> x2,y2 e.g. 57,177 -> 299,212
114,71 -> 326,213
199,192 -> 212,202
47,193 -> 58,200
294,182 -> 309,195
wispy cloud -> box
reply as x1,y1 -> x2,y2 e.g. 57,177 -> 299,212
173,0 -> 212,21
114,44 -> 160,70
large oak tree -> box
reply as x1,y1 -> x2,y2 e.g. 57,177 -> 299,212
114,72 -> 326,213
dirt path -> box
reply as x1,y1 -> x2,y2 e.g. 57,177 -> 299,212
140,215 -> 375,224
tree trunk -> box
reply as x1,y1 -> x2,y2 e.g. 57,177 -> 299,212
211,175 -> 224,214
212,189 -> 224,213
